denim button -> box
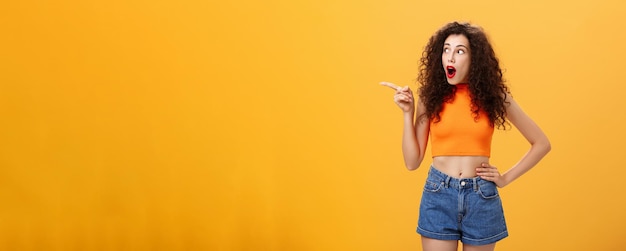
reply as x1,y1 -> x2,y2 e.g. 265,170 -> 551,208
461,181 -> 466,186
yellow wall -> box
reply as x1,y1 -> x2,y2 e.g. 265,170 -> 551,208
1,0 -> 625,250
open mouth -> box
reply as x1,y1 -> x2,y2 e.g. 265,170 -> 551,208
446,66 -> 456,78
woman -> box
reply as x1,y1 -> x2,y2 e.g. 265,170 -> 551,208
381,22 -> 551,251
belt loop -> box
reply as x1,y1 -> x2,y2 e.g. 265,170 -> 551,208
473,177 -> 478,191
444,176 -> 451,188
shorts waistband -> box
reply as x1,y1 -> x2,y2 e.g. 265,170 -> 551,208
428,165 -> 483,190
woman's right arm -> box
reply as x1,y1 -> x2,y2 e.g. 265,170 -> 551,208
381,82 -> 430,171
402,101 -> 430,171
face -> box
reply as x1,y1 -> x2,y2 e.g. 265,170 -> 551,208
442,34 -> 471,85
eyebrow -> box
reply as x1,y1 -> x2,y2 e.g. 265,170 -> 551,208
444,43 -> 469,49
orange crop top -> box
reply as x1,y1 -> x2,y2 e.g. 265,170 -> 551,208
429,84 -> 494,157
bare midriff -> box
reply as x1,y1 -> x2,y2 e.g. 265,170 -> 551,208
432,155 -> 489,178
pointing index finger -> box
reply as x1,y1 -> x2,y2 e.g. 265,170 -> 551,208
380,82 -> 400,91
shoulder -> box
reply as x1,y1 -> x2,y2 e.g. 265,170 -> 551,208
503,94 -> 528,123
503,92 -> 514,103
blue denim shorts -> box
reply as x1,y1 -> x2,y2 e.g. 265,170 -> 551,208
417,166 -> 508,246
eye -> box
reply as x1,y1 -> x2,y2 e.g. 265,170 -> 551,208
444,48 -> 450,53
457,49 -> 465,55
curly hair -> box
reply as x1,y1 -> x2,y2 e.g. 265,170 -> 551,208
417,22 -> 510,129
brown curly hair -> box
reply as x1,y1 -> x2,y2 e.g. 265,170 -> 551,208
417,22 -> 510,129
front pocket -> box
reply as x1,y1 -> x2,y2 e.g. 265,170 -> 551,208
423,180 -> 444,193
477,181 -> 499,199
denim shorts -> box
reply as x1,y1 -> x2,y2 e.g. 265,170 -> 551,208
417,166 -> 508,246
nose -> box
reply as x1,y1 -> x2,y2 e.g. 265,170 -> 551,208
448,54 -> 455,63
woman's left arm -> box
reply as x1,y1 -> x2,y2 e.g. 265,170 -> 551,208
479,95 -> 551,188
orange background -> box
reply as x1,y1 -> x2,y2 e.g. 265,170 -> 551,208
1,0 -> 625,250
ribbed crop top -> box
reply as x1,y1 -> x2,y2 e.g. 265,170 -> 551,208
429,84 -> 494,157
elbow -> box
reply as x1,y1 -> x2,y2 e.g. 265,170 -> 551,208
544,142 -> 552,155
543,135 -> 552,152
538,137 -> 552,155
405,157 -> 423,171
